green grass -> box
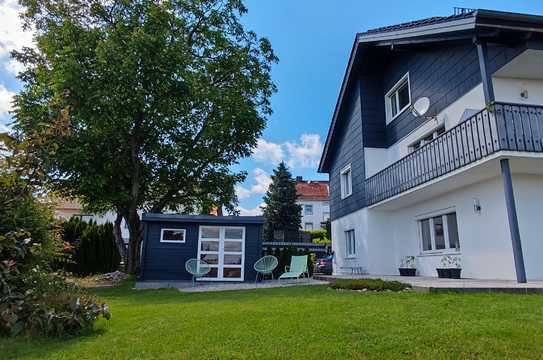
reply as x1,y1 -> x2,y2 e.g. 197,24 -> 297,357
2,281 -> 543,359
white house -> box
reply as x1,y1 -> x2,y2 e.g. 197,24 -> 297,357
295,177 -> 330,231
318,9 -> 543,282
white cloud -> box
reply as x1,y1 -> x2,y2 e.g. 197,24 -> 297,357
250,168 -> 272,194
238,202 -> 265,216
252,138 -> 283,164
0,121 -> 9,133
235,185 -> 251,200
0,85 -> 15,119
285,133 -> 323,169
252,134 -> 323,170
0,0 -> 34,73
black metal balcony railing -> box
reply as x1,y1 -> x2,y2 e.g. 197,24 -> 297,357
365,102 -> 543,206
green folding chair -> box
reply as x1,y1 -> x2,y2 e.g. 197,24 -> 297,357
279,255 -> 309,282
254,255 -> 278,283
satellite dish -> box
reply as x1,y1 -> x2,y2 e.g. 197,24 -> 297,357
411,97 -> 430,118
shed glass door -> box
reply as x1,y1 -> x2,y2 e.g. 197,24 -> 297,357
198,226 -> 245,281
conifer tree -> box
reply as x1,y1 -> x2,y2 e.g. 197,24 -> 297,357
262,162 -> 302,241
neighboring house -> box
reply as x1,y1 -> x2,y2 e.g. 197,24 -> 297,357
140,214 -> 264,282
295,177 -> 330,230
318,9 -> 543,282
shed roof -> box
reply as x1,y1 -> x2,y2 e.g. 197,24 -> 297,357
142,213 -> 265,224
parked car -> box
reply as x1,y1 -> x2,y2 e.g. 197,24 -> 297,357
315,255 -> 333,275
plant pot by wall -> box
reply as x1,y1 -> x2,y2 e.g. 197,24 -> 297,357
449,268 -> 462,279
436,268 -> 462,278
436,268 -> 449,278
398,268 -> 417,276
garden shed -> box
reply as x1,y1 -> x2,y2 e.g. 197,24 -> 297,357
140,214 -> 264,282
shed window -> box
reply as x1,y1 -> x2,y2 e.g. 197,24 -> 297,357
160,228 -> 186,243
386,73 -> 411,123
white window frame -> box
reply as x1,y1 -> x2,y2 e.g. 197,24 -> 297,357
160,228 -> 186,243
304,204 -> 314,216
408,125 -> 445,153
340,164 -> 352,199
197,225 -> 245,282
385,72 -> 411,124
416,208 -> 460,255
345,229 -> 356,258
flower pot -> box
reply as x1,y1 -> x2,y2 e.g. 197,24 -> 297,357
398,268 -> 417,276
436,268 -> 450,278
436,268 -> 462,279
449,268 -> 462,279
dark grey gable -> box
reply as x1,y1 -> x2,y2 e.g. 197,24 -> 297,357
328,84 -> 366,221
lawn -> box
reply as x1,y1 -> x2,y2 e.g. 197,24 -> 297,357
3,282 -> 543,359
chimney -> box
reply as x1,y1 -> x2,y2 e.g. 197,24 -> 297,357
296,176 -> 303,182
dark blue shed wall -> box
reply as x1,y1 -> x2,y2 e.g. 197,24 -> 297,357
141,221 -> 262,281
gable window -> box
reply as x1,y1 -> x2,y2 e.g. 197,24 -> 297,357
160,228 -> 186,243
386,73 -> 411,124
419,212 -> 460,253
345,229 -> 356,257
304,204 -> 313,216
340,164 -> 352,199
409,126 -> 445,153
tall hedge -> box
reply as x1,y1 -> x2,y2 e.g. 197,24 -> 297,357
61,218 -> 121,276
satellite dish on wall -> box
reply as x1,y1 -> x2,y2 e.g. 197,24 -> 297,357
411,97 -> 431,118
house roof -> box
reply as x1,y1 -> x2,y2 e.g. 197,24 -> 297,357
318,9 -> 543,173
142,213 -> 265,225
296,180 -> 329,201
360,12 -> 475,37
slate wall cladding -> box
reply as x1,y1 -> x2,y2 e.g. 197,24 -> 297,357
141,220 -> 263,281
329,84 -> 366,221
329,39 -> 537,220
383,41 -> 528,146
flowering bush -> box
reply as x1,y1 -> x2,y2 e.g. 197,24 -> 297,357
399,256 -> 416,269
440,255 -> 461,269
0,167 -> 110,337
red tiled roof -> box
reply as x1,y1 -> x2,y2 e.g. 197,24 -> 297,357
296,180 -> 329,201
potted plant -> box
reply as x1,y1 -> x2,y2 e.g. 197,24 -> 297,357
398,256 -> 417,276
436,255 -> 462,279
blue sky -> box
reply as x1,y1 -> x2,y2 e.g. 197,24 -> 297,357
1,0 -> 543,215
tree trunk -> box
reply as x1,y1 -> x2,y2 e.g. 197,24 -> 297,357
113,212 -> 127,265
125,209 -> 144,274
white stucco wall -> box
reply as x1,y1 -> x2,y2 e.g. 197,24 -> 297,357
493,77 -> 543,105
333,173 -> 543,280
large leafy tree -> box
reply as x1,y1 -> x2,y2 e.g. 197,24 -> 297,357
262,162 -> 302,241
12,0 -> 277,273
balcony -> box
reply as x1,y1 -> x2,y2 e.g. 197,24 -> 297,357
365,102 -> 543,206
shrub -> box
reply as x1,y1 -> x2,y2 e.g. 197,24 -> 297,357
0,169 -> 111,337
60,218 -> 121,276
330,278 -> 411,292
304,228 -> 331,245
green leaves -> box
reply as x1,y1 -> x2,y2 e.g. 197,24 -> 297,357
13,0 -> 277,217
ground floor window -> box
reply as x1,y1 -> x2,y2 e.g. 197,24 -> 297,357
419,212 -> 460,253
345,229 -> 356,257
305,222 -> 313,231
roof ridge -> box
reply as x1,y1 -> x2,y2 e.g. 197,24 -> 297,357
359,11 -> 476,37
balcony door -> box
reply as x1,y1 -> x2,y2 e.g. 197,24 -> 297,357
197,226 -> 245,281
